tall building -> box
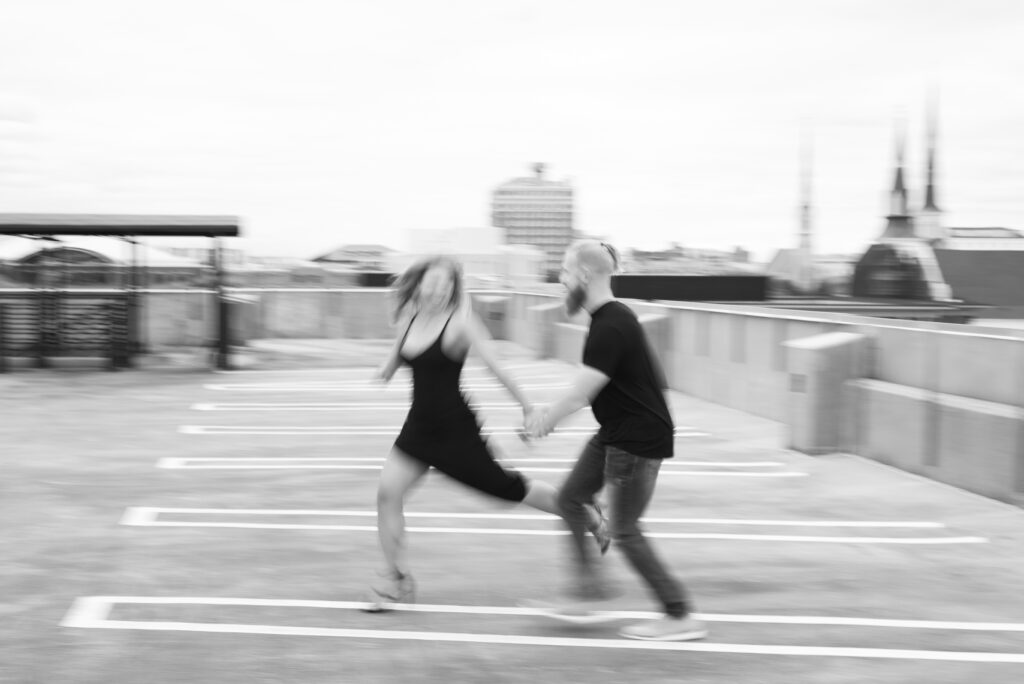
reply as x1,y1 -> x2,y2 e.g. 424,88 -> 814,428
491,162 -> 574,278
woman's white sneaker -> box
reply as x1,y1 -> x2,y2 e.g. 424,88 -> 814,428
619,615 -> 708,641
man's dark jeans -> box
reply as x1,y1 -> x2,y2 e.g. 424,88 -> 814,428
557,434 -> 689,618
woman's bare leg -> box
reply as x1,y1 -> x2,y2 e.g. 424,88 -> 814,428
376,448 -> 429,576
523,479 -> 605,538
521,479 -> 560,514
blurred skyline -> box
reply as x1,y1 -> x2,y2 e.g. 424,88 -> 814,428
1,0 -> 1023,262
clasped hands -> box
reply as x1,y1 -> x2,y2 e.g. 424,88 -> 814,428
522,404 -> 552,440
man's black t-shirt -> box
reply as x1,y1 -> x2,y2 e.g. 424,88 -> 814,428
582,300 -> 674,459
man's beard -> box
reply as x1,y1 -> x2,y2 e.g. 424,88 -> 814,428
564,284 -> 586,316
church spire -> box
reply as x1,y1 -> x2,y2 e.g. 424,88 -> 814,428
890,124 -> 909,216
917,90 -> 945,242
880,120 -> 915,239
799,126 -> 813,253
794,125 -> 815,291
923,91 -> 940,212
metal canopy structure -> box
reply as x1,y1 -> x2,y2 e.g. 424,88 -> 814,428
0,213 -> 240,237
0,213 -> 242,371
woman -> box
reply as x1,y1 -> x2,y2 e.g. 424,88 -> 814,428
365,255 -> 607,611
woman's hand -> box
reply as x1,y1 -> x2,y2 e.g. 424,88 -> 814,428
524,404 -> 551,439
374,362 -> 394,385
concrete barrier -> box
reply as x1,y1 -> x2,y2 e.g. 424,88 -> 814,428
784,331 -> 869,454
847,379 -> 932,474
553,320 -> 588,365
144,291 -> 213,346
471,294 -> 509,340
933,393 -> 1023,502
525,301 -> 564,359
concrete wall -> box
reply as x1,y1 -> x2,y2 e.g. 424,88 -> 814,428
126,287 -> 1024,504
850,379 -> 1024,503
138,288 -> 396,347
533,294 -> 1024,504
143,290 -> 216,346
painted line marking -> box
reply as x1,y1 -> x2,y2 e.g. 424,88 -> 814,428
155,458 -> 795,476
203,373 -> 567,390
202,382 -> 572,392
61,597 -> 1024,662
63,596 -> 1024,631
191,402 -> 595,413
211,362 -> 555,376
157,456 -> 779,467
121,508 -> 983,543
61,596 -> 113,626
119,507 -> 947,528
177,425 -> 709,438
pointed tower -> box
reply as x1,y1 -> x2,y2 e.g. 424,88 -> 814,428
917,92 -> 945,242
880,122 -> 916,239
794,127 -> 816,291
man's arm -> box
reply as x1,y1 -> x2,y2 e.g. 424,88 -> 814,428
528,364 -> 610,437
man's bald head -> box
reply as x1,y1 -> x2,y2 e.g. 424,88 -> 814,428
565,240 -> 620,279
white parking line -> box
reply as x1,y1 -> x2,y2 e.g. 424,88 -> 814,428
202,382 -> 571,392
119,507 -> 948,528
191,402 -> 593,412
211,362 -> 554,376
177,425 -> 710,438
120,508 -> 984,543
63,595 -> 1024,631
158,457 -> 780,467
155,457 -> 796,476
61,597 -> 1024,662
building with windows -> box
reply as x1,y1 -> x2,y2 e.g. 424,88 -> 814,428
491,163 -> 574,279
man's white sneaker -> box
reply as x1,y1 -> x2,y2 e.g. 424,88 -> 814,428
619,615 -> 708,641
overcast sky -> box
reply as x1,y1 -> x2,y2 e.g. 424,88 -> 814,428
1,0 -> 1022,261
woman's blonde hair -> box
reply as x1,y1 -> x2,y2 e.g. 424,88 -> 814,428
389,255 -> 464,322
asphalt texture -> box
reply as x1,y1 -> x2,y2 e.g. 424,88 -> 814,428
3,340 -> 1024,683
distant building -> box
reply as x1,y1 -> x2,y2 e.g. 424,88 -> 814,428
940,226 -> 1024,250
767,130 -> 820,293
397,225 -> 544,289
163,245 -> 247,268
851,104 -> 1024,319
624,244 -> 758,276
312,244 -> 395,271
0,235 -> 204,287
766,251 -> 857,296
408,226 -> 503,255
491,163 -> 574,278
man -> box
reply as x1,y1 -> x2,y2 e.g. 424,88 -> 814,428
525,240 -> 707,642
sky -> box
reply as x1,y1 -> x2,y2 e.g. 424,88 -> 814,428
1,0 -> 1022,263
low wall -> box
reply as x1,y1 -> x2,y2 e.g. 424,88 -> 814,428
91,286 -> 1024,504
139,288 -> 396,347
850,379 -> 1024,503
535,294 -> 1024,505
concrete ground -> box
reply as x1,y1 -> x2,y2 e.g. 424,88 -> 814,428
3,339 -> 1024,683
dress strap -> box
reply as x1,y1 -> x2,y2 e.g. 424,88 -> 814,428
439,311 -> 456,336
398,313 -> 417,350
